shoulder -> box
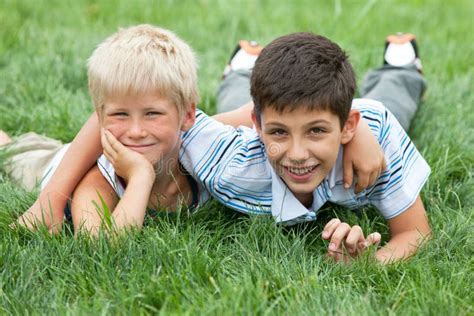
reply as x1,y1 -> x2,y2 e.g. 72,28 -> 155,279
352,98 -> 391,123
97,155 -> 126,197
180,108 -> 266,177
352,98 -> 385,110
74,164 -> 116,197
352,98 -> 391,141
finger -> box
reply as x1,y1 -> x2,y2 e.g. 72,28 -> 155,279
375,161 -> 386,184
104,130 -> 125,153
326,252 -> 343,263
101,130 -> 116,163
381,157 -> 387,172
323,218 -> 340,232
322,218 -> 341,239
368,171 -> 378,188
344,225 -> 365,254
328,222 -> 351,253
343,160 -> 354,189
326,246 -> 344,262
103,147 -> 115,165
101,129 -> 113,154
355,173 -> 369,194
366,232 -> 381,247
100,128 -> 108,149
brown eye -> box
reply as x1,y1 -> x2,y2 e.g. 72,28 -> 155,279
270,129 -> 287,136
310,127 -> 325,134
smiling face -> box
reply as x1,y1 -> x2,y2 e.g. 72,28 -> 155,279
254,106 -> 358,206
100,92 -> 195,169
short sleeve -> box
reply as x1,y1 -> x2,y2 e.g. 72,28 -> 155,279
179,109 -> 273,214
360,103 -> 430,219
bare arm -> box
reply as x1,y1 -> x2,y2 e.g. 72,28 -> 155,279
70,165 -> 119,235
70,129 -> 156,235
212,101 -> 254,127
100,129 -> 156,231
322,196 -> 431,264
343,118 -> 387,193
16,113 -> 102,232
71,164 -> 153,235
376,196 -> 431,263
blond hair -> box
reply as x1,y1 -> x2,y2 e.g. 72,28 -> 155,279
87,24 -> 199,117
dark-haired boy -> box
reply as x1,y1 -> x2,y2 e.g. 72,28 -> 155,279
180,33 -> 430,263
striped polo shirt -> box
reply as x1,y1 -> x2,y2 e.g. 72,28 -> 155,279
179,98 -> 430,225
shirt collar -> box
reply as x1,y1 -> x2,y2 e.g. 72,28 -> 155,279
327,146 -> 344,189
265,141 -> 345,223
269,160 -> 331,223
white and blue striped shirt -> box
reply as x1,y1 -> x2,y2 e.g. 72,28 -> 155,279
180,98 -> 430,225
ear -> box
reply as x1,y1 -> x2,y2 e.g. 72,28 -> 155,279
251,110 -> 262,135
181,103 -> 196,131
340,109 -> 360,144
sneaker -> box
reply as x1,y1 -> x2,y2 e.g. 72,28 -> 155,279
384,33 -> 422,72
223,40 -> 263,77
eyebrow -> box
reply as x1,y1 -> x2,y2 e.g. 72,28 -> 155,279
302,119 -> 331,127
104,106 -> 127,111
143,106 -> 165,111
265,119 -> 331,127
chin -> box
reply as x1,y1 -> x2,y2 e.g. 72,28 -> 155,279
289,184 -> 318,194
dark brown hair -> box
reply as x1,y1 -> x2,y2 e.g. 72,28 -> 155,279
250,32 -> 356,128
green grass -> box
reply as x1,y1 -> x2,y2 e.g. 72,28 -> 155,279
1,0 -> 473,314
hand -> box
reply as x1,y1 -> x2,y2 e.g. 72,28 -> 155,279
13,194 -> 66,233
322,218 -> 381,263
343,119 -> 386,193
101,129 -> 155,185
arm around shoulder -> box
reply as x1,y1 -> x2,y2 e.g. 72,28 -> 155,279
16,113 -> 102,232
212,101 -> 254,128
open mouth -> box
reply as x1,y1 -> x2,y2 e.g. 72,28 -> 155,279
282,164 -> 319,181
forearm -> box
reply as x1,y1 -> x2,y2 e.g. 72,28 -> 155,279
18,113 -> 102,229
42,113 -> 102,199
111,177 -> 154,230
377,196 -> 431,263
212,101 -> 254,127
376,229 -> 431,263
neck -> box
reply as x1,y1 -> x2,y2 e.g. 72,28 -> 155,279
294,192 -> 313,208
152,157 -> 182,191
148,158 -> 192,210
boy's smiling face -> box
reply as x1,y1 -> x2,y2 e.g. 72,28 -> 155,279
100,92 -> 194,168
253,106 -> 359,206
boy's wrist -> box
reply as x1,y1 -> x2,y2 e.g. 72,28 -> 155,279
128,169 -> 155,187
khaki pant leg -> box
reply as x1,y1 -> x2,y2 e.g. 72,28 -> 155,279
2,132 -> 66,191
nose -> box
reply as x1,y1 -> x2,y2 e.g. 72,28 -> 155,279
127,119 -> 147,138
287,137 -> 309,163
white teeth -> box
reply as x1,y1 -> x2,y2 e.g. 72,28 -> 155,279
286,166 -> 316,175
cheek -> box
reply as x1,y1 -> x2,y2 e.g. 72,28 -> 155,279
103,121 -> 126,139
262,139 -> 287,163
317,137 -> 341,164
145,122 -> 182,146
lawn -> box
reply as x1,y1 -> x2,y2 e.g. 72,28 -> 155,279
0,0 -> 473,314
